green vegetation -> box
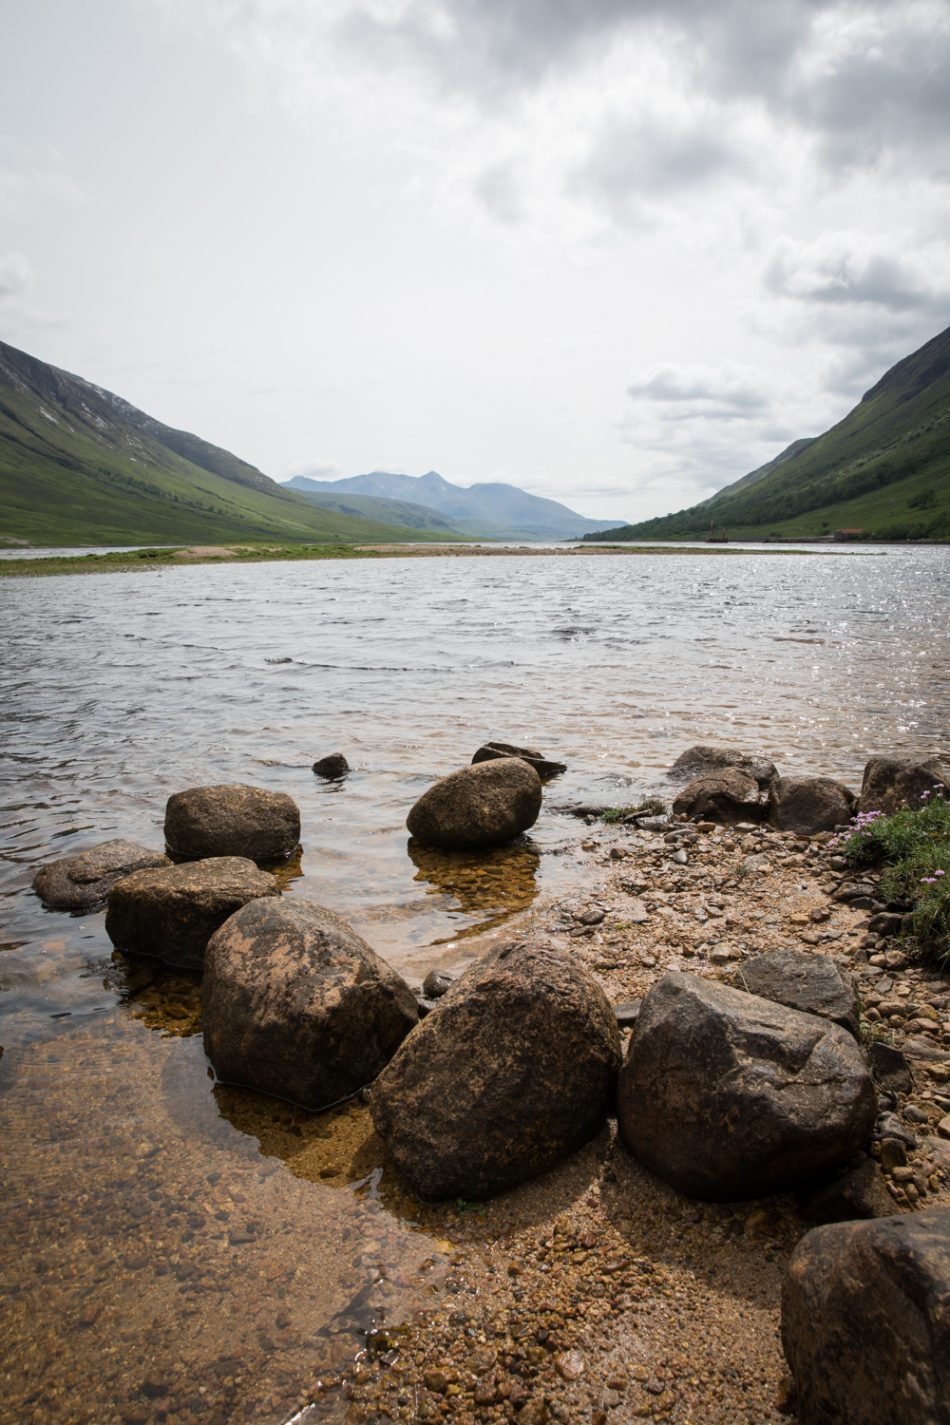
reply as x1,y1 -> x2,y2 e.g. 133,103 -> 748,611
837,791 -> 950,964
0,543 -> 390,578
0,340 -> 466,548
589,325 -> 950,543
600,797 -> 667,823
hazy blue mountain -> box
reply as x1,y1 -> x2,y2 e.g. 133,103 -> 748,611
285,469 -> 622,540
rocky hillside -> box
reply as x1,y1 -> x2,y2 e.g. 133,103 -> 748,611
590,324 -> 950,542
0,341 -> 453,547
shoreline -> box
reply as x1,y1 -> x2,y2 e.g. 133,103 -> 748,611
0,541 -> 837,579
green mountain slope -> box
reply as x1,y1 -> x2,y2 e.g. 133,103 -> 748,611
286,479 -> 464,534
590,324 -> 950,542
0,341 -> 452,547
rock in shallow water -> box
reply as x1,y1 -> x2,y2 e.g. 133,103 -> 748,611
672,769 -> 764,824
33,839 -> 169,912
618,972 -> 876,1200
105,857 -> 279,970
782,1208 -> 950,1425
203,898 -> 418,1109
768,775 -> 855,834
312,752 -> 349,780
471,741 -> 567,780
406,758 -> 542,851
669,745 -> 778,789
370,940 -> 621,1200
164,783 -> 300,863
858,754 -> 950,816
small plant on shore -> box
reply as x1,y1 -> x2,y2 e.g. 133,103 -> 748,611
835,787 -> 950,963
600,797 -> 666,824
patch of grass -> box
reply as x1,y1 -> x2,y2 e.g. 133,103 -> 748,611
600,797 -> 666,824
836,789 -> 950,963
0,543 -> 387,578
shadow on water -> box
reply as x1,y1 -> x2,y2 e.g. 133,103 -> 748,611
406,835 -> 541,941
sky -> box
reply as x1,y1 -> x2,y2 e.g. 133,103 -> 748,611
1,0 -> 949,522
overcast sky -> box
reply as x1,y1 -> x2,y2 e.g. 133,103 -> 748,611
2,0 -> 948,520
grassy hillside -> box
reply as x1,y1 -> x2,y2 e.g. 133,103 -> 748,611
0,341 -> 452,547
592,325 -> 950,542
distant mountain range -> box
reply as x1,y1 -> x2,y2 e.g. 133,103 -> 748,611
285,470 -> 620,541
588,324 -> 950,542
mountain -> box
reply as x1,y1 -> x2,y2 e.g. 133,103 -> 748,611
286,479 -> 463,535
588,324 -> 950,542
285,470 -> 622,540
0,341 -> 456,547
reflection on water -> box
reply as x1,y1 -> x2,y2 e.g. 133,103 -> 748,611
1,548 -> 949,1424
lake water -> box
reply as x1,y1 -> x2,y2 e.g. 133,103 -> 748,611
1,547 -> 948,1424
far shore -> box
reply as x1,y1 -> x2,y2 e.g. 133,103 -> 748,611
0,540 -> 844,578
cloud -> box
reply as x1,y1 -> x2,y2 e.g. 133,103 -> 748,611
627,362 -> 771,418
0,250 -> 32,300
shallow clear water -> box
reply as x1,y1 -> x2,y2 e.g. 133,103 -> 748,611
1,548 -> 948,1424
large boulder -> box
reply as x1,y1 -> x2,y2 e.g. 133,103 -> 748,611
737,947 -> 860,1037
768,775 -> 855,834
471,741 -> 567,780
203,898 -> 418,1109
858,755 -> 950,816
105,857 -> 279,970
618,972 -> 876,1200
669,745 -> 777,789
782,1209 -> 950,1425
671,768 -> 763,824
370,940 -> 621,1200
33,839 -> 169,912
164,784 -> 300,864
406,759 -> 542,851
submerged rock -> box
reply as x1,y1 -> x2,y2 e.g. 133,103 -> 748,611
370,941 -> 621,1200
471,741 -> 567,780
782,1209 -> 950,1425
669,745 -> 778,789
203,898 -> 418,1109
407,759 -> 542,851
858,755 -> 950,816
672,769 -> 763,824
768,775 -> 855,834
312,753 -> 349,780
737,947 -> 859,1037
105,857 -> 279,970
618,972 -> 876,1200
164,783 -> 301,864
33,839 -> 169,912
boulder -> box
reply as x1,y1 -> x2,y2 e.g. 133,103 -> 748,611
33,839 -> 169,912
203,898 -> 418,1109
768,776 -> 855,834
782,1209 -> 950,1425
406,759 -> 543,851
796,1155 -> 892,1224
422,968 -> 455,999
737,948 -> 859,1037
370,941 -> 621,1200
312,753 -> 349,780
164,783 -> 300,864
858,755 -> 950,816
669,745 -> 777,789
671,768 -> 763,824
471,741 -> 567,780
617,972 -> 876,1200
105,857 -> 279,970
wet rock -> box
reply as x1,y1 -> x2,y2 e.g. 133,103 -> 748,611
203,898 -> 418,1109
671,769 -> 764,825
858,755 -> 950,816
32,839 -> 169,913
782,1208 -> 950,1425
164,783 -> 301,864
737,947 -> 860,1037
406,759 -> 543,851
618,972 -> 876,1200
471,740 -> 567,780
669,745 -> 778,789
768,776 -> 855,835
370,941 -> 621,1200
312,753 -> 349,780
105,857 -> 279,970
797,1156 -> 892,1223
422,968 -> 455,999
